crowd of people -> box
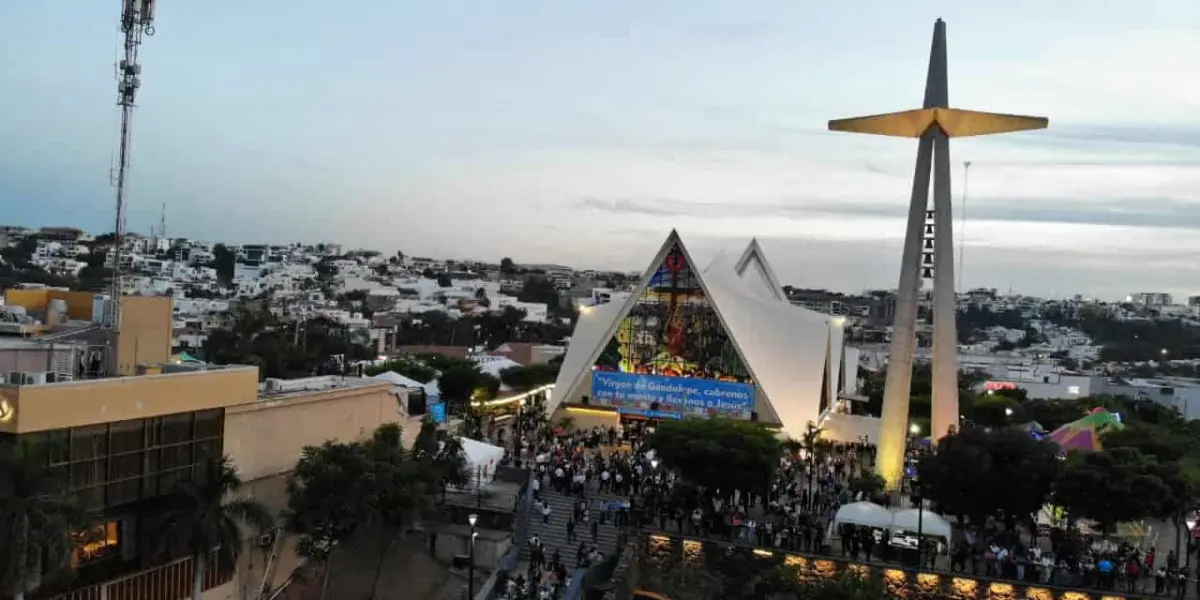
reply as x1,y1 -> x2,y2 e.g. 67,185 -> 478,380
489,403 -> 1197,599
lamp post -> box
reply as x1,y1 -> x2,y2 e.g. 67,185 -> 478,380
467,513 -> 478,600
913,482 -> 924,568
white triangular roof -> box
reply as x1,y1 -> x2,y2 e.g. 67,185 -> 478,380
732,238 -> 787,302
548,230 -> 844,437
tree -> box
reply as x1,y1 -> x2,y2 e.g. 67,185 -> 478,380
796,422 -> 832,497
363,358 -> 437,383
161,456 -> 273,600
437,364 -> 487,419
645,418 -> 782,497
361,425 -> 426,600
1055,448 -> 1167,536
411,418 -> 470,501
498,363 -> 560,391
286,441 -> 374,600
499,257 -> 515,273
0,440 -> 85,600
917,427 -> 1059,531
436,274 -> 452,288
971,396 -> 1023,428
211,244 -> 236,286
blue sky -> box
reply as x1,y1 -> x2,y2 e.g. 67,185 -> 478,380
2,1 -> 1198,298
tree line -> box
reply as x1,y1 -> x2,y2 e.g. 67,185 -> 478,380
0,418 -> 467,600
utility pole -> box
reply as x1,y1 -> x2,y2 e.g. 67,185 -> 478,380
107,0 -> 156,375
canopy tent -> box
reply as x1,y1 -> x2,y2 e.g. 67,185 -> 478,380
1047,407 -> 1125,452
889,508 -> 953,539
371,371 -> 426,389
458,437 -> 506,488
832,502 -> 893,529
170,352 -> 204,364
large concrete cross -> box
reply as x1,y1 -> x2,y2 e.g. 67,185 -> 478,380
827,18 -> 1048,488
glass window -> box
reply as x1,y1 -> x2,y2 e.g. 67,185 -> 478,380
76,486 -> 105,512
144,417 -> 161,448
109,452 -> 142,481
193,439 -> 219,464
160,444 -> 192,471
109,420 -> 145,455
71,425 -> 108,462
106,478 -> 141,507
193,409 -> 223,439
157,468 -> 189,494
74,521 -> 120,566
71,459 -> 106,489
160,414 -> 193,446
44,430 -> 70,465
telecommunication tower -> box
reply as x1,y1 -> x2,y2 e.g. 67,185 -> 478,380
107,0 -> 156,374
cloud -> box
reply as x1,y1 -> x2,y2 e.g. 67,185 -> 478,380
573,194 -> 1200,230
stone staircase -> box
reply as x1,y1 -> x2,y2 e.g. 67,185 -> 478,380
521,487 -> 622,568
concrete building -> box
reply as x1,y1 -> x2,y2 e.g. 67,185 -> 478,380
549,232 -> 852,439
1128,292 -> 1173,307
0,292 -> 413,600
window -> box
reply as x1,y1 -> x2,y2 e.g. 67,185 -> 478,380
72,425 -> 108,462
194,410 -> 222,439
74,521 -> 120,566
109,420 -> 145,455
42,409 -> 225,511
160,414 -> 193,446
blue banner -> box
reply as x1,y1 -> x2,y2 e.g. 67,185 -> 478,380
591,371 -> 754,417
429,402 -> 447,424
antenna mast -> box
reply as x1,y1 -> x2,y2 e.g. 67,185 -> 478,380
107,0 -> 156,375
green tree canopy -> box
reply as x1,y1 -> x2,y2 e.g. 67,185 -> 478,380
211,243 -> 236,286
917,427 -> 1060,529
1055,448 -> 1168,534
645,418 -> 782,496
498,363 -> 560,391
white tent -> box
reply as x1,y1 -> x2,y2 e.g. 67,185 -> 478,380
832,502 -> 893,529
457,437 -> 506,488
371,371 -> 425,389
889,508 -> 953,539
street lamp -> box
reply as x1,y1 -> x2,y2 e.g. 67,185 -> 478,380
1004,407 -> 1013,417
467,513 -> 478,600
650,458 -> 659,470
909,423 -> 921,436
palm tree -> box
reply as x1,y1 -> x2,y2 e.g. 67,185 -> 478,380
0,439 -> 84,600
161,456 -> 273,600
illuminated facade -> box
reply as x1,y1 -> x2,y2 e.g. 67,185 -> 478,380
550,231 -> 854,437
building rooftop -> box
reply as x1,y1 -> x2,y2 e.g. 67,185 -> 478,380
259,375 -> 390,400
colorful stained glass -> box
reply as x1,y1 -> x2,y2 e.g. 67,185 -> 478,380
593,244 -> 751,384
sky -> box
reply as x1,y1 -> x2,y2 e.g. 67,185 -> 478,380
2,1 -> 1199,299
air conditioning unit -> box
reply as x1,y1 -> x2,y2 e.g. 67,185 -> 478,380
44,372 -> 71,383
8,372 -> 46,385
263,378 -> 284,393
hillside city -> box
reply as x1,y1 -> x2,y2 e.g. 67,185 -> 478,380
5,223 -> 1200,418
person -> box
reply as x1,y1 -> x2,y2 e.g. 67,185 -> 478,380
1096,556 -> 1113,590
